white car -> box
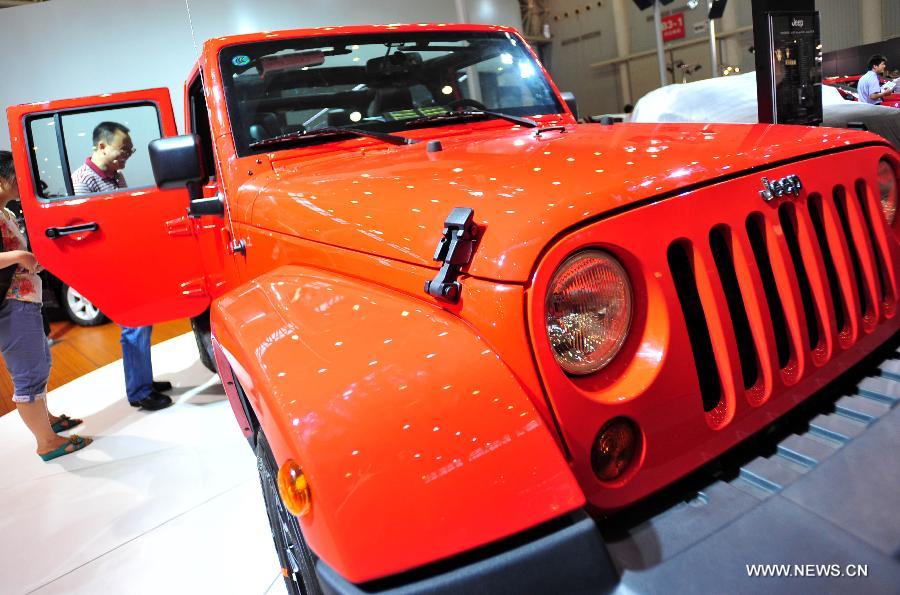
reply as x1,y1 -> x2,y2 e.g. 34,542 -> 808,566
631,71 -> 900,147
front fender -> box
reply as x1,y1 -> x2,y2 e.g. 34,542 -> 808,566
211,266 -> 584,584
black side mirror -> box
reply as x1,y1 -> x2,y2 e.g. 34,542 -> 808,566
149,134 -> 222,217
149,134 -> 206,191
561,91 -> 578,120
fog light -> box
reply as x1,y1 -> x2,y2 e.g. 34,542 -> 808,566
591,418 -> 639,481
277,460 -> 311,517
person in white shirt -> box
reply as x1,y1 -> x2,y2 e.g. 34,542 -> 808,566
858,54 -> 894,105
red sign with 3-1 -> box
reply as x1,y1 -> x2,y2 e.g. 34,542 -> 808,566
662,13 -> 685,42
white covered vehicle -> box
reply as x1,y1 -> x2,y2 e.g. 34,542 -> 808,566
631,72 -> 900,147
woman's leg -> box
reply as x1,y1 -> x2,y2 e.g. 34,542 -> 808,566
16,400 -> 67,454
0,300 -> 87,455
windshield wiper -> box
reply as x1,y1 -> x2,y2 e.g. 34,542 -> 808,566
249,126 -> 418,149
402,109 -> 538,129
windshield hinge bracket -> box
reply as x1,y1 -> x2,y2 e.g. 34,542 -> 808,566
424,207 -> 480,303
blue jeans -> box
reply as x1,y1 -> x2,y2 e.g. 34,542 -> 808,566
0,300 -> 51,402
120,325 -> 153,403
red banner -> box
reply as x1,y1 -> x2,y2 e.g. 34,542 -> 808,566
662,13 -> 686,43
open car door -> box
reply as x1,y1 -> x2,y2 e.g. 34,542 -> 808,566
7,88 -> 209,327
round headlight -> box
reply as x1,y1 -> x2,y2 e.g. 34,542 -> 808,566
878,159 -> 898,225
545,250 -> 633,375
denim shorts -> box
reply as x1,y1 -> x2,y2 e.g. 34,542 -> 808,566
0,299 -> 51,402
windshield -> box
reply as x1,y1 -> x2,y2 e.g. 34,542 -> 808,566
220,31 -> 563,156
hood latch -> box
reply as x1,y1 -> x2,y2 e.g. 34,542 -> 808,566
424,207 -> 480,303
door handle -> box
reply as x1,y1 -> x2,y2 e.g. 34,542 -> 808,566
45,222 -> 99,239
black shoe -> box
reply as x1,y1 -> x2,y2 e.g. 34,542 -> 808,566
131,392 -> 173,411
152,380 -> 173,393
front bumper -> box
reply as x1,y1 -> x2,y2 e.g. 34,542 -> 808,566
316,511 -> 616,595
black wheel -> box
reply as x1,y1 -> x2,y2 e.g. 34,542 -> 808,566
60,283 -> 108,326
256,430 -> 322,595
190,310 -> 217,373
448,97 -> 487,111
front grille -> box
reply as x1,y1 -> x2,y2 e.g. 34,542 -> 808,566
745,213 -> 792,370
668,179 -> 897,425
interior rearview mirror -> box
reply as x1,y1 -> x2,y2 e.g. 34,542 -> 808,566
366,51 -> 423,78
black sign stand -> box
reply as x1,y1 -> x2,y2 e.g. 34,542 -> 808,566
752,0 -> 822,125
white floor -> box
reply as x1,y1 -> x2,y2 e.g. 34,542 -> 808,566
0,333 -> 288,595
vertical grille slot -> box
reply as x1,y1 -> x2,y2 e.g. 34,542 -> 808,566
778,203 -> 821,351
746,214 -> 792,369
855,180 -> 891,305
808,195 -> 848,335
833,186 -> 871,319
709,227 -> 759,390
667,241 -> 722,412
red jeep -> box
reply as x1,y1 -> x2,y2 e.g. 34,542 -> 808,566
8,24 -> 900,594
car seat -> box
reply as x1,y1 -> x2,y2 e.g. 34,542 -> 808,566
368,87 -> 414,117
327,109 -> 353,127
248,112 -> 282,143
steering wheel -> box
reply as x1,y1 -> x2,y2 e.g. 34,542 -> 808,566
447,98 -> 487,111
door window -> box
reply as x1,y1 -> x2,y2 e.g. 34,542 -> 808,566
29,116 -> 67,199
26,103 -> 163,200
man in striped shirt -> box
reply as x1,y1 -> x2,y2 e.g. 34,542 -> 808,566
71,121 -> 133,194
71,122 -> 173,412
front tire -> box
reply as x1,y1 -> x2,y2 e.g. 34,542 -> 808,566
256,430 -> 322,595
60,283 -> 108,326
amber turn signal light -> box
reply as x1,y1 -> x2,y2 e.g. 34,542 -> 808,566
277,459 -> 312,517
591,418 -> 639,481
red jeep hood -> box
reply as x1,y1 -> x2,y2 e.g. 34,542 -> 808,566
250,122 -> 877,282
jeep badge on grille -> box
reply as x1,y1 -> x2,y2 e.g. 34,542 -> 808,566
760,174 -> 803,201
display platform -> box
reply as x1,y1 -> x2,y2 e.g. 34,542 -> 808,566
0,333 -> 287,595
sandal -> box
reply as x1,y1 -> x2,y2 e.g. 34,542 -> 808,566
39,435 -> 93,462
50,414 -> 83,433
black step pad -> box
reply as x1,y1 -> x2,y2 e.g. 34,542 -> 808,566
876,357 -> 900,379
777,434 -> 840,468
739,455 -> 807,493
857,376 -> 900,405
834,395 -> 891,423
808,413 -> 867,443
